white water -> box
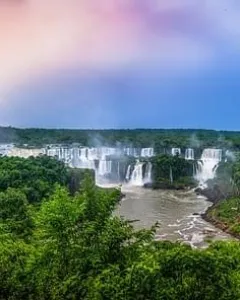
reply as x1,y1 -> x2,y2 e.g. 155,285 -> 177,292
125,165 -> 132,181
74,147 -> 95,169
141,148 -> 154,157
98,160 -> 112,176
170,166 -> 173,184
195,149 -> 222,187
117,187 -> 231,248
185,148 -> 194,160
130,161 -> 144,186
88,148 -> 98,160
172,148 -> 181,156
0,144 -> 14,156
4,144 -> 226,189
124,148 -> 139,157
143,162 -> 152,184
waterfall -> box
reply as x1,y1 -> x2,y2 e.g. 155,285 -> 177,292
124,148 -> 135,156
74,148 -> 95,169
143,162 -> 152,184
98,160 -> 112,176
172,148 -> 181,156
193,162 -> 197,177
0,144 -> 13,156
88,148 -> 98,160
100,147 -> 118,158
170,166 -> 173,184
141,148 -> 154,157
130,161 -> 144,186
67,147 -> 95,169
125,165 -> 132,181
117,162 -> 120,180
185,148 -> 194,160
225,150 -> 235,162
195,149 -> 222,187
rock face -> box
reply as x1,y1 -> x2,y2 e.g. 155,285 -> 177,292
143,183 -> 153,189
195,185 -> 226,204
119,192 -> 126,201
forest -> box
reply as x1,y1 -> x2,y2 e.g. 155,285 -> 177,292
1,155 -> 240,299
150,154 -> 196,189
2,126 -> 240,150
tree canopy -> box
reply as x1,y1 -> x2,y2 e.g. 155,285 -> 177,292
1,156 -> 240,299
1,126 -> 240,150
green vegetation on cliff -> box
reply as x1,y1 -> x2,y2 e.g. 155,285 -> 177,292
206,198 -> 240,237
151,154 -> 196,189
204,153 -> 240,237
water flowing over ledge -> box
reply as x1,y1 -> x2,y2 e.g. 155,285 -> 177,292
0,144 -> 228,189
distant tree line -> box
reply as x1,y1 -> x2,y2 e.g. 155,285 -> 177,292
1,126 -> 240,150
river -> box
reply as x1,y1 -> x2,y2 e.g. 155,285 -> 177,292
116,186 -> 230,248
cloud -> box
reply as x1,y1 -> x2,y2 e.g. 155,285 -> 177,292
0,0 -> 239,96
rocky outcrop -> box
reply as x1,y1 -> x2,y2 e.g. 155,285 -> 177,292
195,184 -> 226,204
119,192 -> 126,201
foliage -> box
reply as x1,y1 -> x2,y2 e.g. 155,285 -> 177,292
0,156 -> 68,204
151,154 -> 196,189
205,154 -> 240,236
1,157 -> 240,299
0,188 -> 32,238
0,155 -> 94,204
1,126 -> 240,151
207,197 -> 240,236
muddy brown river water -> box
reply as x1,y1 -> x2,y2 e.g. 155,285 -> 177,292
115,186 -> 231,248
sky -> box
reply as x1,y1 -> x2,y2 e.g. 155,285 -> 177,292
0,0 -> 240,129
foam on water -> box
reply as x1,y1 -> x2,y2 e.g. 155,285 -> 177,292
117,187 -> 231,248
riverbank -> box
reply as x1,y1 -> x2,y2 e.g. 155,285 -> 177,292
195,185 -> 240,238
201,196 -> 240,239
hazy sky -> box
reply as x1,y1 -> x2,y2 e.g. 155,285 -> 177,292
0,0 -> 240,129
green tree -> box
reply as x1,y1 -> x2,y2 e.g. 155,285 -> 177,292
0,188 -> 32,238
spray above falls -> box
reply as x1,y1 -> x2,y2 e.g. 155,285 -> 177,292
2,143 -> 227,188
195,149 -> 222,187
58,146 -> 154,186
185,148 -> 194,160
171,148 -> 181,156
130,161 -> 144,186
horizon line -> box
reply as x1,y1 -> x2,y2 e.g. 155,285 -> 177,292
1,126 -> 240,133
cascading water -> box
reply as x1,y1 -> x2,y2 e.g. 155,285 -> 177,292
225,150 -> 235,162
130,161 -> 144,186
172,148 -> 181,156
170,166 -> 173,184
143,162 -> 152,184
95,159 -> 112,186
117,162 -> 120,180
141,148 -> 154,158
98,160 -> 112,176
125,165 -> 132,181
195,149 -> 222,187
100,147 -> 118,158
0,144 -> 13,156
76,148 -> 95,169
185,148 -> 194,160
88,148 -> 98,160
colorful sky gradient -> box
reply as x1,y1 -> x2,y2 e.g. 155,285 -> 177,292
1,0 -> 240,129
